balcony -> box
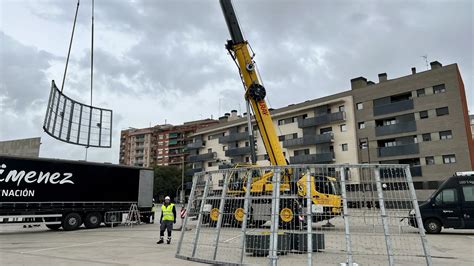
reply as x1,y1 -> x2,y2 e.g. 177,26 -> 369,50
283,133 -> 333,148
186,168 -> 203,176
375,120 -> 417,137
218,164 -> 233,170
169,139 -> 184,146
377,143 -> 419,157
289,152 -> 334,164
188,152 -> 216,163
298,111 -> 345,128
225,147 -> 252,157
373,99 -> 414,116
219,132 -> 249,143
187,140 -> 204,150
169,132 -> 179,138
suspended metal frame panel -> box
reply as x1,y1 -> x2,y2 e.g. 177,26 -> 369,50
43,81 -> 112,148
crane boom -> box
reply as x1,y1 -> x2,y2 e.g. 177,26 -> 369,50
220,0 -> 287,166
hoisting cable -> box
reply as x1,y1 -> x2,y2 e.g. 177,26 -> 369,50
60,0 -> 80,92
85,0 -> 95,159
90,0 -> 94,107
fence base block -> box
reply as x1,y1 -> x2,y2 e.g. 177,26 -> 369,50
288,232 -> 325,253
245,232 -> 290,257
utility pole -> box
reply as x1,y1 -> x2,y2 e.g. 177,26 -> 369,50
181,156 -> 185,205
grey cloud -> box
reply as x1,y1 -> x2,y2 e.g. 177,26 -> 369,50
0,32 -> 54,111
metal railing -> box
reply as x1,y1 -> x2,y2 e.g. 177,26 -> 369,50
225,147 -> 252,157
289,152 -> 334,164
375,120 -> 417,136
373,99 -> 414,116
188,152 -> 217,163
176,164 -> 432,266
298,111 -> 345,128
378,143 -> 419,157
219,132 -> 250,143
283,133 -> 333,148
187,140 -> 204,150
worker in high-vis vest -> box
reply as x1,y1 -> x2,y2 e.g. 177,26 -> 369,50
157,196 -> 176,244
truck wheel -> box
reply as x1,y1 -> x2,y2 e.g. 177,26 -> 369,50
62,213 -> 82,231
424,219 -> 442,234
46,224 -> 61,230
84,212 -> 102,229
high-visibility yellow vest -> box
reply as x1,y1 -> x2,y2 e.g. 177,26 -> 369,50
161,203 -> 175,221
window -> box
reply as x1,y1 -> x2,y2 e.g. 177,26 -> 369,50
422,133 -> 431,142
419,111 -> 428,119
462,186 -> 474,202
384,141 -> 397,147
278,117 -> 295,125
358,122 -> 366,129
218,179 -> 224,187
443,154 -> 456,164
294,149 -> 310,156
278,135 -> 285,141
340,124 -> 347,132
416,88 -> 425,97
341,143 -> 348,151
383,118 -> 396,126
359,139 -> 368,149
245,157 -> 250,163
433,84 -> 446,94
435,188 -> 458,205
223,146 -> 227,151
208,162 -> 213,167
356,102 -> 363,110
436,107 -> 449,116
339,105 -> 345,112
245,141 -> 250,147
439,130 -> 453,140
320,127 -> 332,134
425,156 -> 435,165
207,148 -> 212,153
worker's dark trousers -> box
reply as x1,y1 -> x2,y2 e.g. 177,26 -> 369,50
160,220 -> 173,239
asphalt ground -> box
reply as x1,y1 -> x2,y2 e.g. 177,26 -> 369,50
0,223 -> 473,265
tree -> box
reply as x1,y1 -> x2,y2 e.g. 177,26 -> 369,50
153,165 -> 192,202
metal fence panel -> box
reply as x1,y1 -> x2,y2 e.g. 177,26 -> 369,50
175,164 -> 432,266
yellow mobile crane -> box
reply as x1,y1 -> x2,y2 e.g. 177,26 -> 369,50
207,0 -> 341,228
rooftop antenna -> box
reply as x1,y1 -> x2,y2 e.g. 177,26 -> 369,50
421,55 -> 429,70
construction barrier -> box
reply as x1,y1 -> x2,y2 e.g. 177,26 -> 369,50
175,164 -> 432,266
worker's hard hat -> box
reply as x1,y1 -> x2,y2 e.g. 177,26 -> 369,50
165,196 -> 170,200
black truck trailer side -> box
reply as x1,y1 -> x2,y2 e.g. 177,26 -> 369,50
0,156 -> 154,230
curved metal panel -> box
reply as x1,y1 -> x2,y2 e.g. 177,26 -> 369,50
43,80 -> 112,148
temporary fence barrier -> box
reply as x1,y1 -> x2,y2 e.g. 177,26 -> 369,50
175,164 -> 431,266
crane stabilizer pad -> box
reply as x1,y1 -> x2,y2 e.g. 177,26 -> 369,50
43,80 -> 113,148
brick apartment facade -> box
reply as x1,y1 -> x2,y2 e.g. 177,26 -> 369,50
119,119 -> 218,168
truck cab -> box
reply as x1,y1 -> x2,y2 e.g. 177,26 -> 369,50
409,171 -> 474,233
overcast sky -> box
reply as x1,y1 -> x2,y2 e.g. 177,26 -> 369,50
0,0 -> 473,163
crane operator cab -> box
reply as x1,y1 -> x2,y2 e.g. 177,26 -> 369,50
409,171 -> 474,233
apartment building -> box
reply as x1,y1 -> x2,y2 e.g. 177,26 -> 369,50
353,62 -> 474,199
470,115 -> 474,139
187,95 -> 360,179
119,119 -> 218,167
187,61 -> 473,199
